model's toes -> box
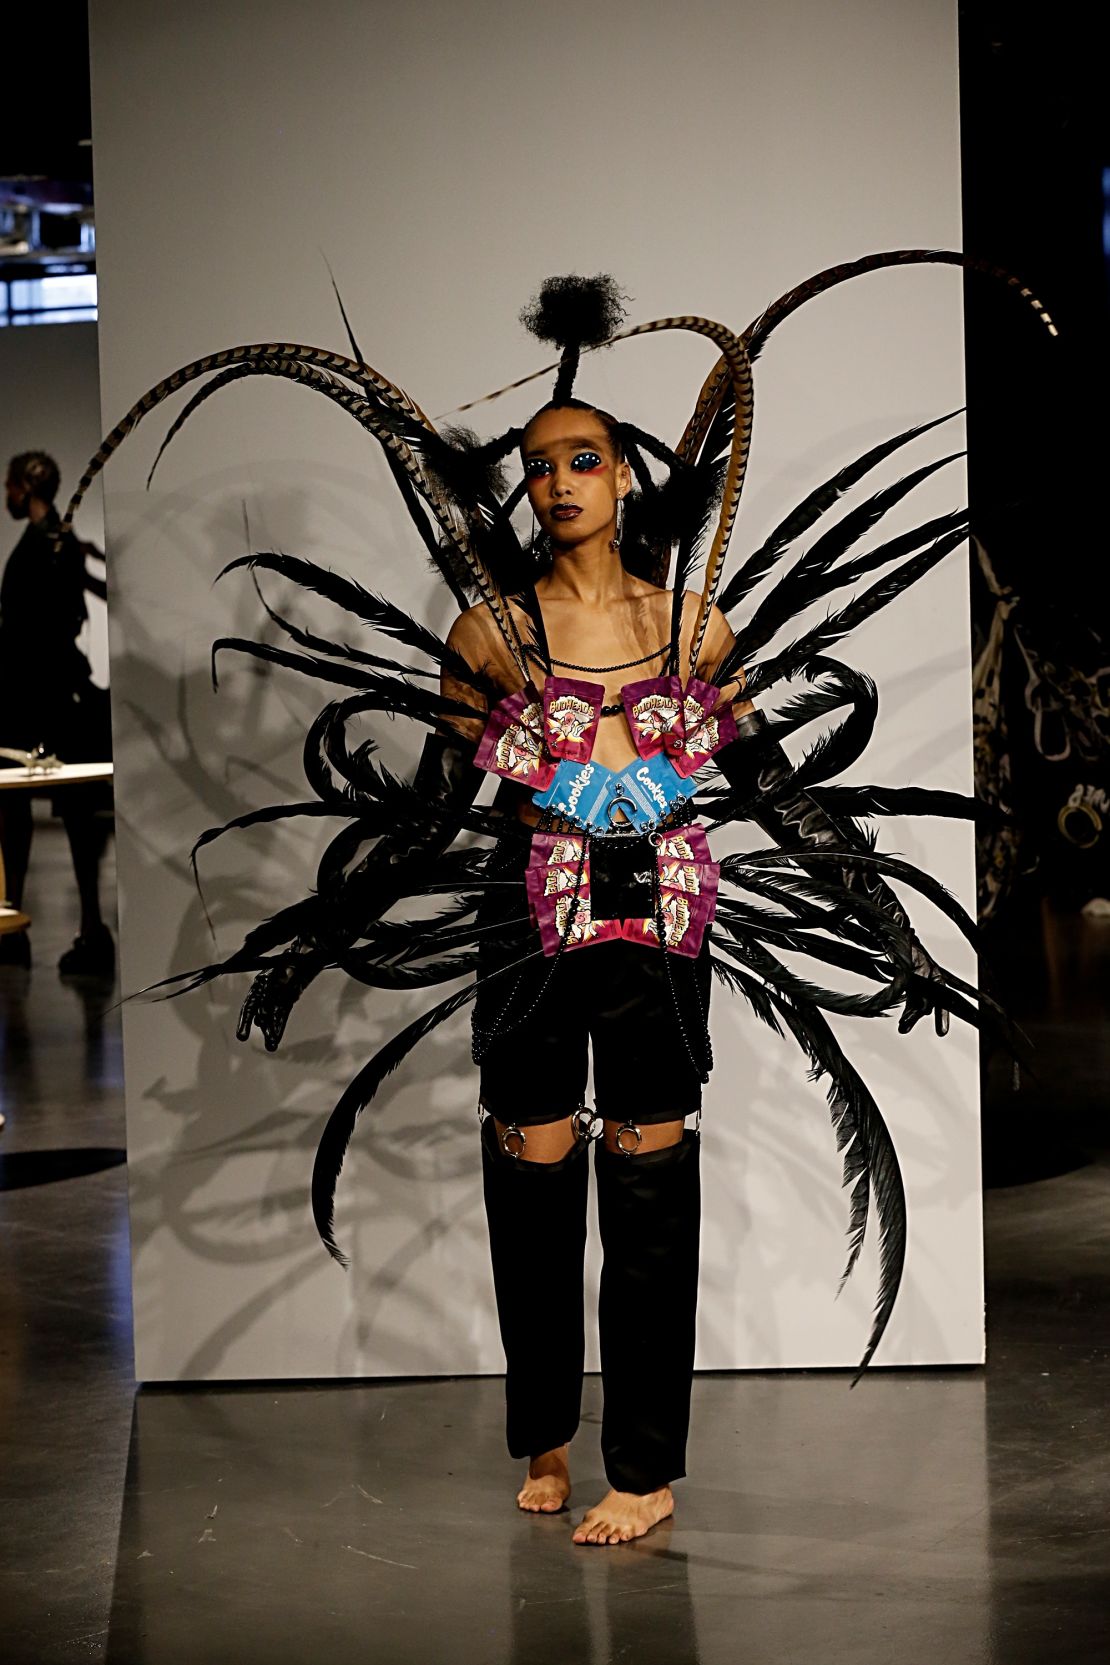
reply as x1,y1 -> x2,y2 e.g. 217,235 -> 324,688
518,1474 -> 570,1514
573,1508 -> 614,1543
518,1448 -> 571,1515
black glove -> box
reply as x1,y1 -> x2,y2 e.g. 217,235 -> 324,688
236,941 -> 324,1052
717,709 -> 950,1036
236,730 -> 482,1051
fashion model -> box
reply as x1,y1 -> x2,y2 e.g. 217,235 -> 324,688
63,255 -> 1050,1543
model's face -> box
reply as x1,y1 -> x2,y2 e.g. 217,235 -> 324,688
522,407 -> 631,549
4,473 -> 29,521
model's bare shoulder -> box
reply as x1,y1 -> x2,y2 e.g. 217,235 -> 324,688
445,602 -> 522,694
700,599 -> 735,656
445,603 -> 490,654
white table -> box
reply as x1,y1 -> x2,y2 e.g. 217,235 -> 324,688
0,763 -> 113,929
0,762 -> 113,791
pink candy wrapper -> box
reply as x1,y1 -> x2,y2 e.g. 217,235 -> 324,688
524,833 -> 622,954
622,674 -> 685,760
622,675 -> 736,778
476,677 -> 605,788
675,678 -> 737,778
542,677 -> 605,762
474,685 -> 555,788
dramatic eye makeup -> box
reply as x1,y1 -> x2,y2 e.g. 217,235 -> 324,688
523,449 -> 606,479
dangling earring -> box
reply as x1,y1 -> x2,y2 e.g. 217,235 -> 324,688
531,507 -> 550,566
610,496 -> 625,553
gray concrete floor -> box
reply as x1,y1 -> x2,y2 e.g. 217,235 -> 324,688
1,811 -> 1107,1664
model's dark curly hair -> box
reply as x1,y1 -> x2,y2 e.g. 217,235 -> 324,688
520,274 -> 628,404
423,277 -> 723,597
422,424 -> 512,503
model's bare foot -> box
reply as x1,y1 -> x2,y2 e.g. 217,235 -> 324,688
572,1485 -> 674,1545
517,1445 -> 571,1513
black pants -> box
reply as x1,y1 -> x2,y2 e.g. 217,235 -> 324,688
480,1118 -> 703,1494
476,839 -> 708,1493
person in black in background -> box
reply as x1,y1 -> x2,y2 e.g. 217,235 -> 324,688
0,451 -> 114,974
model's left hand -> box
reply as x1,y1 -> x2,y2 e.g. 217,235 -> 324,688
898,936 -> 951,1037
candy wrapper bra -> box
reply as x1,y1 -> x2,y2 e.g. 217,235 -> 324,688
478,673 -> 735,800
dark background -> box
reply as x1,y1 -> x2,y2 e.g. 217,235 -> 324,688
0,4 -> 92,185
960,1 -> 1107,610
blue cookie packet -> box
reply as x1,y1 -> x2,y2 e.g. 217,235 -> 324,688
532,753 -> 693,831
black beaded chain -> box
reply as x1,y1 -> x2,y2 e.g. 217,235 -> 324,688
523,640 -> 672,675
650,854 -> 714,1084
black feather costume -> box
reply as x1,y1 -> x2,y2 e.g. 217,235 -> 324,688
61,250 -> 1054,1377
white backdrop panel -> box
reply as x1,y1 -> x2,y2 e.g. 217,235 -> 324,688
88,0 -> 981,1381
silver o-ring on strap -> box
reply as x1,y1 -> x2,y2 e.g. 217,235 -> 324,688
615,1122 -> 643,1157
572,1106 -> 600,1142
500,1123 -> 527,1159
605,793 -> 638,828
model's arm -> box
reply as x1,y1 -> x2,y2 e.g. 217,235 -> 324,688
704,602 -> 950,1035
693,599 -> 754,715
236,611 -> 490,1051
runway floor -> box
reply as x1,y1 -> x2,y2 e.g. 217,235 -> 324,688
1,813 -> 1107,1664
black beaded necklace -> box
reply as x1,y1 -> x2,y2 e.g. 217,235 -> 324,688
523,640 -> 671,675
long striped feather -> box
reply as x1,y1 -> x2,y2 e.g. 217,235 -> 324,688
62,340 -> 529,674
686,250 -> 1057,449
607,317 -> 754,669
59,339 -> 425,536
